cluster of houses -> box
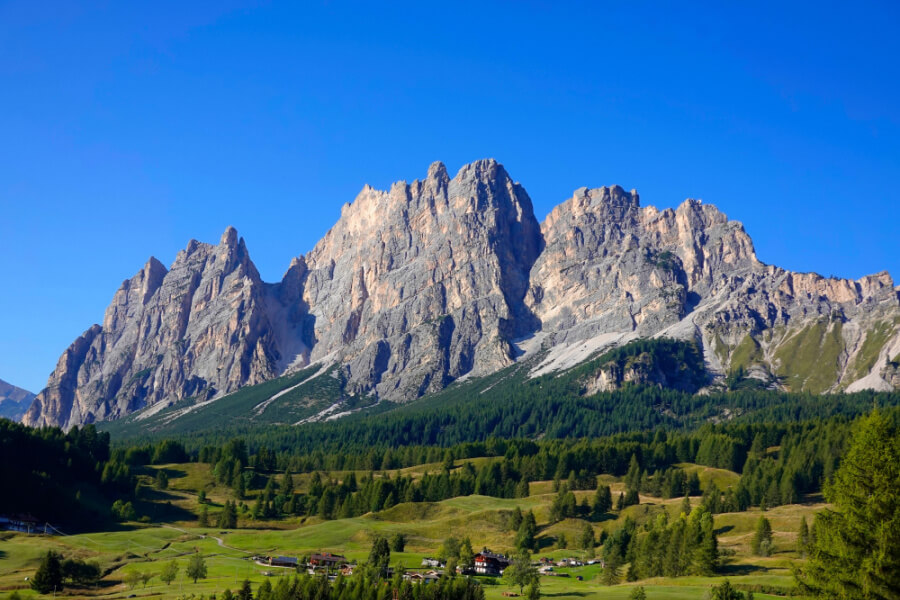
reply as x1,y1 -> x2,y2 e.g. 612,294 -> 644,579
260,552 -> 351,573
537,556 -> 602,576
258,548 -> 599,583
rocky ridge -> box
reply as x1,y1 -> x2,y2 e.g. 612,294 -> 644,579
23,160 -> 900,429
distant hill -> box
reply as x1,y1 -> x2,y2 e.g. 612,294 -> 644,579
0,378 -> 35,421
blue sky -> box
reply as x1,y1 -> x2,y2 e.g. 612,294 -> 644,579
2,1 -> 899,393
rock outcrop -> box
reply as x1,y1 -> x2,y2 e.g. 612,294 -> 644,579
23,160 -> 900,429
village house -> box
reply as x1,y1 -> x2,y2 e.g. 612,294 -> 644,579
474,549 -> 511,576
421,557 -> 444,568
309,552 -> 348,569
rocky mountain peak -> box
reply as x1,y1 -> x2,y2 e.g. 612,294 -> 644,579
22,160 -> 900,429
220,225 -> 239,246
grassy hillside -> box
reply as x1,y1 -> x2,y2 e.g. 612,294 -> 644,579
0,460 -> 814,600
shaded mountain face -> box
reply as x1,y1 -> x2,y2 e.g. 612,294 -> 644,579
23,160 -> 900,429
0,379 -> 35,421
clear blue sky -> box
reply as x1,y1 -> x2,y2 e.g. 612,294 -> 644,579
2,1 -> 899,393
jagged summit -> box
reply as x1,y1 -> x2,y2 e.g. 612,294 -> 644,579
23,160 -> 900,429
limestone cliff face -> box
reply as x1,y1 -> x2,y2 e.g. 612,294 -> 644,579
529,187 -> 900,393
296,159 -> 542,398
23,228 -> 282,428
22,159 -> 900,429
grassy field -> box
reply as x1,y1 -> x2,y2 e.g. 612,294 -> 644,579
0,462 -> 818,600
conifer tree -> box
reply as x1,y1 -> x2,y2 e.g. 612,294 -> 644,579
751,516 -> 773,556
31,550 -> 63,594
797,516 -> 810,559
580,521 -> 595,554
593,484 -> 613,517
798,410 -> 900,599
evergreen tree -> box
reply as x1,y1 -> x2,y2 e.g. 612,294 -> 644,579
580,521 -> 595,553
218,500 -> 238,528
369,535 -> 391,575
557,533 -> 568,549
31,550 -> 63,594
459,537 -> 476,572
797,516 -> 810,559
709,580 -> 750,600
516,478 -> 530,498
625,455 -> 642,491
155,469 -> 169,490
510,506 -> 524,531
593,485 -> 613,517
629,586 -> 647,600
390,532 -> 406,552
601,554 -> 621,586
280,470 -> 294,496
237,579 -> 253,600
515,510 -> 538,552
799,410 -> 900,599
751,516 -> 773,556
198,504 -> 209,527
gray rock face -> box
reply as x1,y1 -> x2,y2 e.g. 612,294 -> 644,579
297,159 -> 542,398
0,379 -> 35,421
22,160 -> 900,429
24,228 -> 282,428
529,188 -> 900,393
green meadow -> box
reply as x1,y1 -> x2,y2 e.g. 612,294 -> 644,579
0,462 -> 816,600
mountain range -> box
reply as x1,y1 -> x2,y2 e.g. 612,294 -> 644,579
22,159 -> 900,430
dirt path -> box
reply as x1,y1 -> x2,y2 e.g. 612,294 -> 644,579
162,525 -> 252,554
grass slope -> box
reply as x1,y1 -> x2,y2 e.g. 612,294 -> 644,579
1,462 -> 816,600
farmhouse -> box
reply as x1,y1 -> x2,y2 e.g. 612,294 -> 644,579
474,549 -> 510,576
421,557 -> 444,568
309,552 -> 347,568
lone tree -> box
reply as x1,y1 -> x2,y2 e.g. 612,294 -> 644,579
751,516 -> 774,556
160,560 -> 178,585
390,532 -> 406,552
368,535 -> 391,575
31,550 -> 63,594
504,551 -> 538,595
186,553 -> 207,583
798,409 -> 900,599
